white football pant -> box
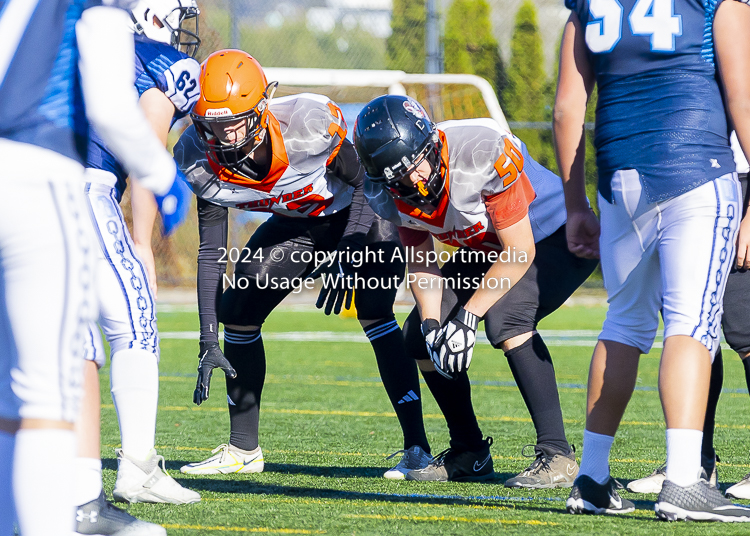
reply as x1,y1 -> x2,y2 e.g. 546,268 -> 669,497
599,169 -> 740,356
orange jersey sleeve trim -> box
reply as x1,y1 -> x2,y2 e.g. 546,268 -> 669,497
484,171 -> 537,231
326,102 -> 347,166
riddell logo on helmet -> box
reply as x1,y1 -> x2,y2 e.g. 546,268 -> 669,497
205,108 -> 232,117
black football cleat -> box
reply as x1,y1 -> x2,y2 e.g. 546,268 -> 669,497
75,491 -> 166,535
406,437 -> 494,482
567,475 -> 635,515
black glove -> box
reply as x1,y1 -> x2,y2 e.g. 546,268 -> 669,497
308,242 -> 359,315
193,341 -> 237,405
433,307 -> 479,379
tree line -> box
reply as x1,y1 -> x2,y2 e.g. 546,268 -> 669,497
387,0 -> 599,212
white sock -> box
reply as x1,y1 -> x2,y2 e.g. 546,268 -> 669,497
73,457 -> 102,506
111,349 -> 159,461
0,431 -> 15,536
14,429 -> 76,536
666,428 -> 703,487
578,429 -> 614,485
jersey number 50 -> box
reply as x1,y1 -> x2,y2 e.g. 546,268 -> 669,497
586,0 -> 682,53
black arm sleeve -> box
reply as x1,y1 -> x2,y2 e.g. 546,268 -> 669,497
197,197 -> 228,344
327,138 -> 377,247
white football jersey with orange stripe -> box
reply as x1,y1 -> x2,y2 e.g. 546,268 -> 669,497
366,119 -> 567,251
175,93 -> 353,217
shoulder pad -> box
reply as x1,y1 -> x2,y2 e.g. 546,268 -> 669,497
271,93 -> 347,170
135,40 -> 201,115
174,126 -> 206,175
442,120 -> 522,197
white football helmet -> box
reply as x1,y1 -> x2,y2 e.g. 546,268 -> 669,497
130,0 -> 201,57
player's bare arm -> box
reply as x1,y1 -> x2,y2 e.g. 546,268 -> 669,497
714,1 -> 750,269
463,214 -> 535,318
406,232 -> 444,322
554,13 -> 599,260
131,87 -> 177,293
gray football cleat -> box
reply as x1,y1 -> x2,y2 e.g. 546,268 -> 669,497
656,478 -> 750,522
75,491 -> 166,535
504,445 -> 578,489
384,445 -> 433,480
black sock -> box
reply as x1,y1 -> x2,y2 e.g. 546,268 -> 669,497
365,317 -> 429,452
702,348 -> 723,461
223,328 -> 265,451
421,369 -> 484,451
504,334 -> 570,456
743,356 -> 750,399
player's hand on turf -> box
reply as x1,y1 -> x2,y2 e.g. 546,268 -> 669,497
432,308 -> 479,380
194,342 -> 237,405
566,208 -> 600,259
308,244 -> 359,315
737,214 -> 750,270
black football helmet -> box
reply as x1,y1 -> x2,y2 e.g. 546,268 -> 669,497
354,95 -> 444,210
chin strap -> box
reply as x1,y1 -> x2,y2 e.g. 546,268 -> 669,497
130,11 -> 144,35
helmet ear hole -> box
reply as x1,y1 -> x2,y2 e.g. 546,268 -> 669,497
354,95 -> 445,210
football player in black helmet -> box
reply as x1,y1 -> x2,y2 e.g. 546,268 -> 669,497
354,95 -> 598,487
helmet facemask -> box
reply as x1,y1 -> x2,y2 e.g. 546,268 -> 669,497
164,3 -> 200,58
131,0 -> 201,58
192,82 -> 278,175
372,133 -> 445,213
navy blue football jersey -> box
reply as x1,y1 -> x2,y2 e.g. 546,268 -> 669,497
0,0 -> 136,163
87,35 -> 200,200
567,0 -> 735,202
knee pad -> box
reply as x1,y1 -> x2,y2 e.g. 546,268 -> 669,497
355,285 -> 398,320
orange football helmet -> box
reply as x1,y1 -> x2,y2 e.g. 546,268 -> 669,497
191,49 -> 278,170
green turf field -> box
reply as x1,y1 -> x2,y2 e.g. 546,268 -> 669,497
100,302 -> 750,535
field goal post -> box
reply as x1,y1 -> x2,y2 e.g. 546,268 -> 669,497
263,68 -> 510,131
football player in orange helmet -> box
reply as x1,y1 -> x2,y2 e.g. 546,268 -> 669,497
174,50 -> 432,478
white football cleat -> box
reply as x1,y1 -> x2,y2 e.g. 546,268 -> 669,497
113,449 -> 201,505
627,464 -> 666,494
727,474 -> 750,500
384,445 -> 433,480
628,455 -> 719,494
180,444 -> 264,475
